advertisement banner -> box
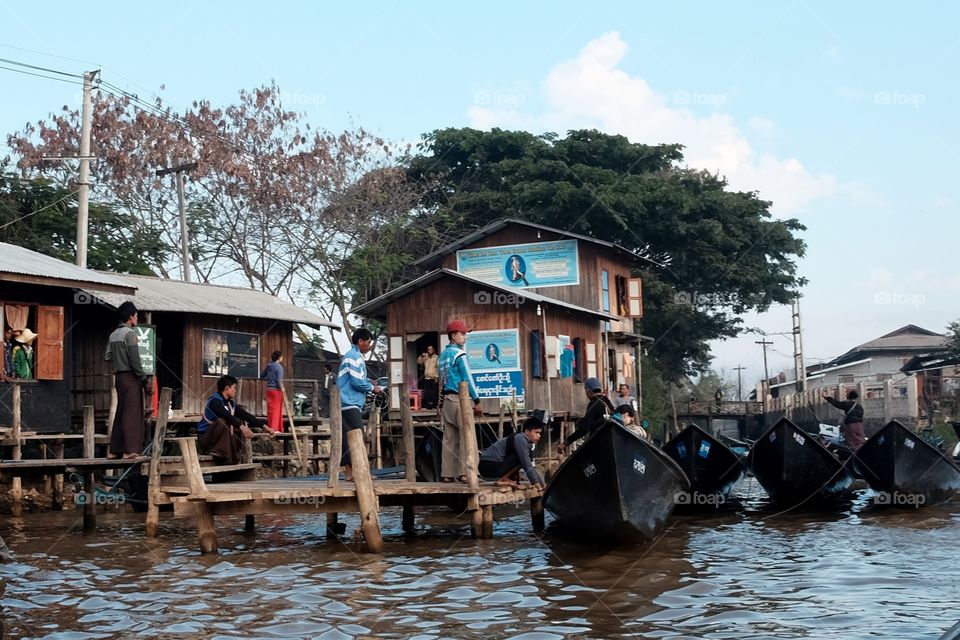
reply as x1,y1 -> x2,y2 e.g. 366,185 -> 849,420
471,370 -> 525,402
202,329 -> 261,378
456,239 -> 579,289
464,328 -> 524,401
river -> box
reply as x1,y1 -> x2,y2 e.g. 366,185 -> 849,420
2,479 -> 959,639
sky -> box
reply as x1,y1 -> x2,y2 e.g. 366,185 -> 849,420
1,1 -> 958,391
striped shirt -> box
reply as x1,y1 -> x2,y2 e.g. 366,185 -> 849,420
337,344 -> 373,409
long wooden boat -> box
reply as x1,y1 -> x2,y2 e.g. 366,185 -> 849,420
854,420 -> 960,507
544,420 -> 689,543
748,418 -> 853,507
662,424 -> 746,505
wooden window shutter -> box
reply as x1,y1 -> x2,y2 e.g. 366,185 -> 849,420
36,305 -> 65,380
627,278 -> 644,318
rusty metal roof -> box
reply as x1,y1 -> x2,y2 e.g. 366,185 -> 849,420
0,242 -> 135,293
84,274 -> 337,328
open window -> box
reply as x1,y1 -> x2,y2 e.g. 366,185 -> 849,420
1,302 -> 64,380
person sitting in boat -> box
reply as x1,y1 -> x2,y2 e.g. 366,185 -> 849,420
197,375 -> 273,464
479,416 -> 546,491
557,377 -> 614,454
611,404 -> 649,440
823,389 -> 865,450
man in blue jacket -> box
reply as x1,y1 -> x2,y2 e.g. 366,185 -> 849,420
438,319 -> 483,483
338,328 -> 382,481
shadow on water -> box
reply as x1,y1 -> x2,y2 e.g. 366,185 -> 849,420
1,492 -> 960,639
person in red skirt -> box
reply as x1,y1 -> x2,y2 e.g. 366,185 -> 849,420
260,350 -> 285,432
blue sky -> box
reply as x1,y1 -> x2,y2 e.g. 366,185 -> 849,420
2,1 -> 957,389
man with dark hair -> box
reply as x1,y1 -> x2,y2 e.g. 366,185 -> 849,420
260,350 -> 284,432
105,301 -> 151,459
337,328 -> 382,481
479,416 -> 545,490
438,319 -> 483,483
558,377 -> 614,454
197,375 -> 269,464
824,389 -> 865,450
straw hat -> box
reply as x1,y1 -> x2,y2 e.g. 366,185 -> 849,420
15,328 -> 37,344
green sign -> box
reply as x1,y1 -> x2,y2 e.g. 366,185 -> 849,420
134,324 -> 156,375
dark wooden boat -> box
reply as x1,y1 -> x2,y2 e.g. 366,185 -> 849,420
544,420 -> 689,543
662,424 -> 746,505
854,420 -> 960,507
748,418 -> 853,507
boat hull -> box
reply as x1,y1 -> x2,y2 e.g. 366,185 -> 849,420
855,421 -> 960,507
544,421 -> 689,543
662,424 -> 746,505
748,418 -> 853,507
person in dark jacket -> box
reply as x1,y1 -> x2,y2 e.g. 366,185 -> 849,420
198,375 -> 272,464
479,417 -> 546,490
823,389 -> 865,450
557,377 -> 614,454
105,301 -> 151,459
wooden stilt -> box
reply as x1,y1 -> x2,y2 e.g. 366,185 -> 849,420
401,388 -> 416,482
347,427 -> 383,553
11,384 -> 22,517
52,442 -> 64,510
530,496 -> 545,533
245,514 -> 255,532
458,382 -> 479,490
280,381 -> 309,475
326,512 -> 341,539
402,504 -> 415,534
328,385 -> 342,488
145,388 -> 172,538
482,505 -> 494,539
196,503 -> 218,554
497,405 -> 505,439
470,498 -> 483,539
41,444 -> 51,497
82,405 -> 96,529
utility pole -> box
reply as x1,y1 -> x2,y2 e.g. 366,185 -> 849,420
755,340 -> 773,415
791,298 -> 806,393
156,161 -> 198,282
733,365 -> 746,402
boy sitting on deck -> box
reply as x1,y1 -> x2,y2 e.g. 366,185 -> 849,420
478,417 -> 546,492
197,375 -> 274,465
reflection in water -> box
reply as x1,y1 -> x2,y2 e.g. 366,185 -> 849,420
1,486 -> 959,639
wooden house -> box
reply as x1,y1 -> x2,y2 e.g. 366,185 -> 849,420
352,219 -> 648,417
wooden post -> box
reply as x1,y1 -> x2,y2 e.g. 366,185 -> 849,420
82,405 -> 96,530
245,514 -> 255,532
328,385 -> 342,488
176,437 -> 209,496
10,383 -> 22,517
52,442 -> 64,510
370,406 -> 382,470
530,496 -> 545,533
346,427 -> 383,553
146,388 -> 172,538
457,382 -> 479,490
497,405 -> 505,439
196,503 -> 218,554
481,505 -> 494,539
402,504 -> 415,534
312,380 -> 320,432
401,387 -> 416,482
511,389 -> 518,432
280,381 -> 309,476
41,443 -> 51,497
883,378 -> 894,424
107,375 -> 117,442
326,513 -> 341,539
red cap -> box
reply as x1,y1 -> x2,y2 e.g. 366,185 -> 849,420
446,320 -> 469,334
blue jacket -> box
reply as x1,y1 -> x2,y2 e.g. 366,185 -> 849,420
439,342 -> 479,402
338,344 -> 372,409
260,361 -> 283,390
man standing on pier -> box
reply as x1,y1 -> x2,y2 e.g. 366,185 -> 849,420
438,320 -> 483,483
337,328 -> 382,481
105,301 -> 151,459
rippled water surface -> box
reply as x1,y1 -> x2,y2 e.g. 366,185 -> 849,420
2,479 -> 960,639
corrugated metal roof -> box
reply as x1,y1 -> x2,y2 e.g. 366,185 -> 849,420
0,242 -> 135,292
83,274 -> 337,328
351,268 -> 617,321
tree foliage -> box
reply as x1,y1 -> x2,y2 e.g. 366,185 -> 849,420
946,319 -> 960,359
404,127 -> 807,379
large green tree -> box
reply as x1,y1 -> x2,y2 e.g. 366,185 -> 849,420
402,127 -> 807,380
0,172 -> 167,274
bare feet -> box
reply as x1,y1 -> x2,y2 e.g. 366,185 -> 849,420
495,478 -> 520,488
122,453 -> 140,459
106,453 -> 119,460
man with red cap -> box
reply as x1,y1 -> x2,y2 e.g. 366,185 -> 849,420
438,319 -> 483,482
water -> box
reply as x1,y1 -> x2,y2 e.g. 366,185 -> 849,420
2,479 -> 960,639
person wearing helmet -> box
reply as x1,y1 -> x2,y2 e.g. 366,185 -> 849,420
438,319 -> 483,482
557,377 -> 614,454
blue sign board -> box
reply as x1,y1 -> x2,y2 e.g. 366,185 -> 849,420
456,239 -> 579,289
471,370 -> 525,403
465,329 -> 524,401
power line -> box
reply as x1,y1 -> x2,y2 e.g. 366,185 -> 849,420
0,189 -> 80,230
0,56 -> 83,78
0,63 -> 84,86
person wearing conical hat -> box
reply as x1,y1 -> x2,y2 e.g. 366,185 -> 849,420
11,328 -> 38,380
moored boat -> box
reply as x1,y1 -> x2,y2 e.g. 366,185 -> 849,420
748,418 -> 853,507
662,424 -> 746,507
854,420 -> 960,507
544,420 -> 689,543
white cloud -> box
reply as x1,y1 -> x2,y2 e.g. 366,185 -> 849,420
468,31 -> 839,215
